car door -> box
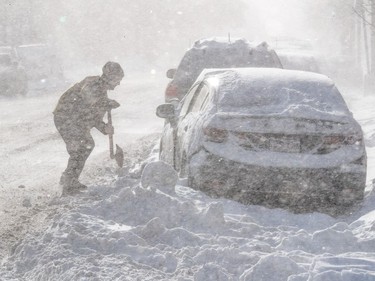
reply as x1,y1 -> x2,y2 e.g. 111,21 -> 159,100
175,82 -> 211,172
159,83 -> 201,167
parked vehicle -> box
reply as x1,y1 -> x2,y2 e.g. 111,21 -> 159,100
276,51 -> 321,73
164,37 -> 282,102
16,43 -> 65,91
156,68 -> 367,215
0,52 -> 28,96
270,37 -> 322,74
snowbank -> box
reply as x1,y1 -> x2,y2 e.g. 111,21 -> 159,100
1,160 -> 375,280
1,93 -> 375,280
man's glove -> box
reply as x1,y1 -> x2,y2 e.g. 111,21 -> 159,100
104,123 -> 114,135
96,121 -> 114,135
106,99 -> 120,110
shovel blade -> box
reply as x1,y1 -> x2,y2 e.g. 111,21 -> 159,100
114,144 -> 124,168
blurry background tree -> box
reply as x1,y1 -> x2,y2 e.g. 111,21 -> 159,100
353,0 -> 375,94
298,0 -> 362,89
298,0 -> 375,93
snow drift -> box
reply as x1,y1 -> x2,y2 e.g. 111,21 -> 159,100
1,159 -> 375,280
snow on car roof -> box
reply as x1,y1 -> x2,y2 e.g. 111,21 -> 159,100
193,37 -> 250,48
192,37 -> 271,52
200,67 -> 333,86
200,68 -> 349,120
173,40 -> 281,88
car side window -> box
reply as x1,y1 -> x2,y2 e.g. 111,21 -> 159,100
199,89 -> 212,111
189,85 -> 210,113
179,84 -> 201,117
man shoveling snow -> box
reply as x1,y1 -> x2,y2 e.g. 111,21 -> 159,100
53,61 -> 124,195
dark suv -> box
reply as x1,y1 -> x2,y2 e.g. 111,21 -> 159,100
164,37 -> 283,102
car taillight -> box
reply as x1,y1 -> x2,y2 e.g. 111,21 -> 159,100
203,127 -> 228,143
165,84 -> 178,101
344,135 -> 362,145
323,135 -> 361,145
323,135 -> 345,145
318,135 -> 362,154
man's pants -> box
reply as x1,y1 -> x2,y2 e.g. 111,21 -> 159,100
54,115 -> 94,185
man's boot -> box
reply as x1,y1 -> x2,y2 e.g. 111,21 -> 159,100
60,174 -> 87,196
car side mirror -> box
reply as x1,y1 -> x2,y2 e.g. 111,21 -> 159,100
156,103 -> 175,119
166,68 -> 176,79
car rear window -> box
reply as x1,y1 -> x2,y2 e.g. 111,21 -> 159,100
218,82 -> 350,116
173,47 -> 279,90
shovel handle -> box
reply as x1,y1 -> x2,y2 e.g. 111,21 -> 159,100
108,110 -> 114,159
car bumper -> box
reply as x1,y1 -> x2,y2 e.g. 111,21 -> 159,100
189,149 -> 366,214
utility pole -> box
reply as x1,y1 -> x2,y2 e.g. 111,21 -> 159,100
371,0 -> 375,76
363,0 -> 371,73
364,0 -> 375,94
354,0 -> 375,94
355,0 -> 363,68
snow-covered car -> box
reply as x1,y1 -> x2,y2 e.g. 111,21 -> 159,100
276,51 -> 321,73
270,38 -> 321,74
0,53 -> 28,96
164,37 -> 283,102
156,68 -> 367,215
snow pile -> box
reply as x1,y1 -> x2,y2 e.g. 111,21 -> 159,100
1,160 -> 375,280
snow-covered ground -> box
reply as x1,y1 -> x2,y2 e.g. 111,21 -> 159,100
0,74 -> 375,280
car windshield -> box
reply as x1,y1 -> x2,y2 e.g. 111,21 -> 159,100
218,81 -> 350,117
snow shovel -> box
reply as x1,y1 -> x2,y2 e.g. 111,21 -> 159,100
107,110 -> 124,168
